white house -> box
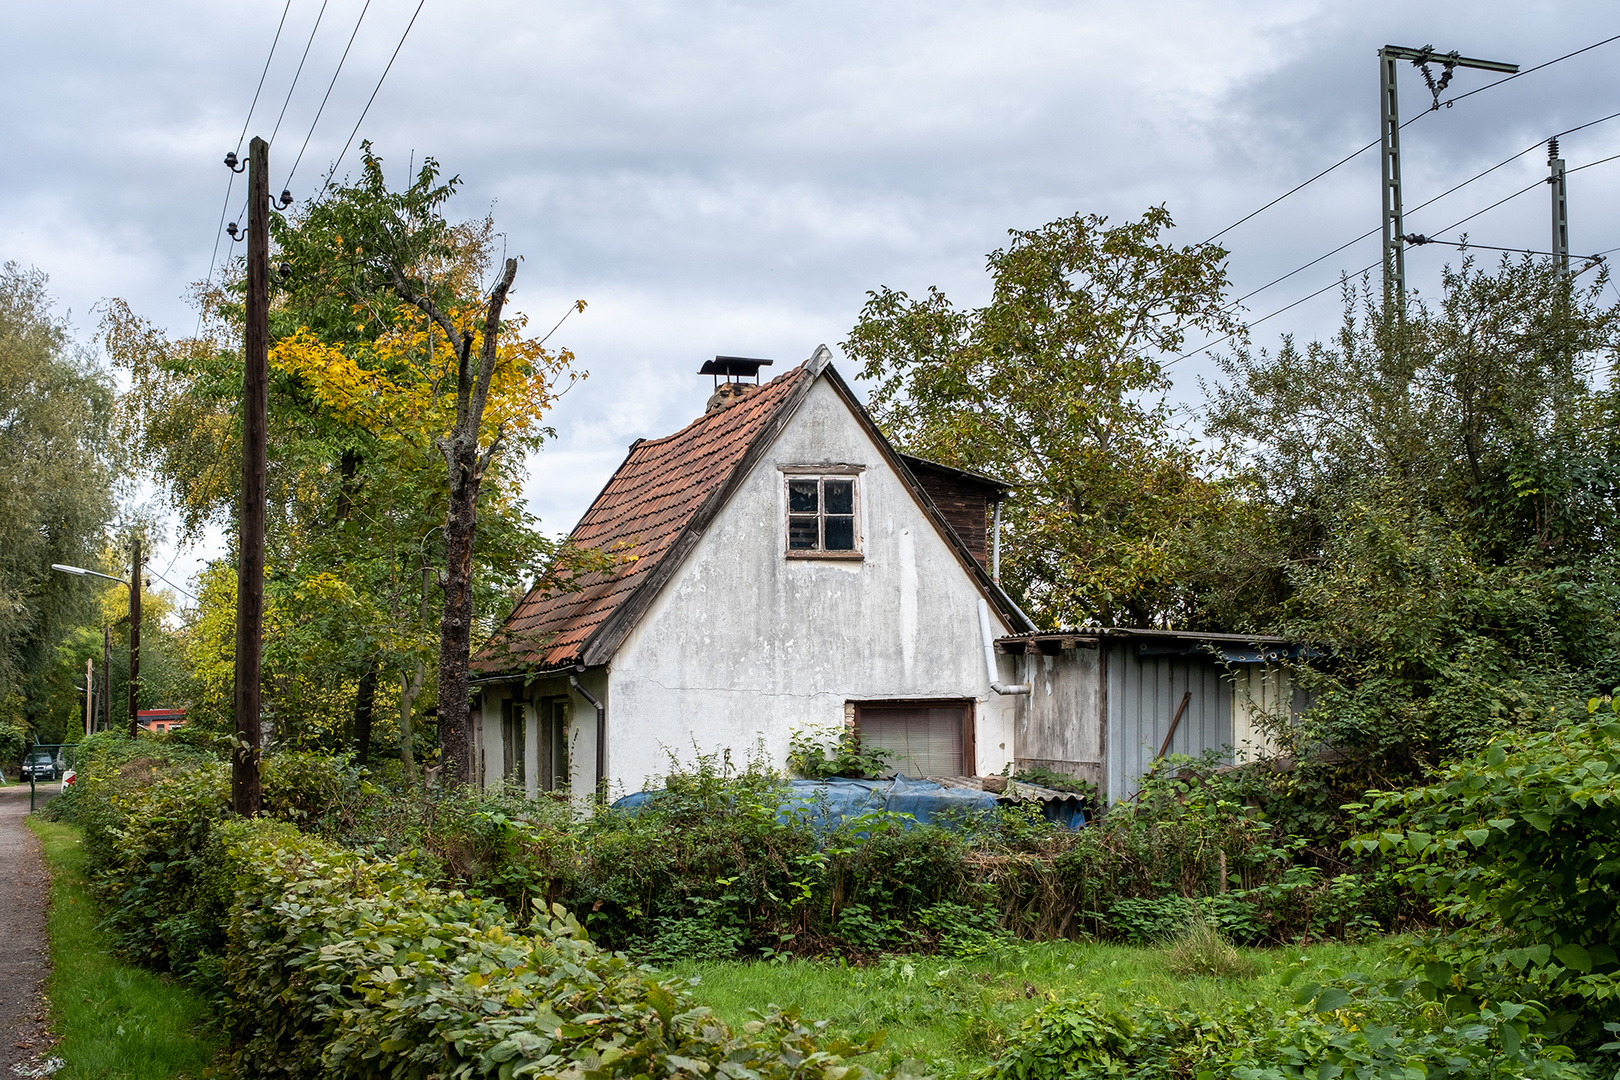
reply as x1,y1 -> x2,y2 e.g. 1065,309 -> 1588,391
469,347 -> 1034,799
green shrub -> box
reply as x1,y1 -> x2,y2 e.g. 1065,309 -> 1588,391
979,972 -> 1586,1080
1160,914 -> 1256,979
215,819 -> 896,1080
1354,700 -> 1620,1050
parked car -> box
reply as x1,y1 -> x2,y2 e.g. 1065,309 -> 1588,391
21,752 -> 57,782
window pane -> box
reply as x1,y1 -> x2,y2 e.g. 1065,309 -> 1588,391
824,516 -> 855,550
824,479 -> 853,514
788,480 -> 819,513
788,515 -> 819,549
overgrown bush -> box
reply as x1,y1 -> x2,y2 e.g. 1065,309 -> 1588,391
1354,697 -> 1620,1054
982,972 -> 1586,1080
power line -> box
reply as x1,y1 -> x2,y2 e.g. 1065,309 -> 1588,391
1434,32 -> 1620,110
268,0 -> 333,148
315,0 -> 428,201
1170,259 -> 1383,368
284,0 -> 374,192
1226,106 -> 1620,313
201,0 -> 295,313
1199,32 -> 1620,245
1569,149 -> 1620,175
235,0 -> 296,155
145,567 -> 199,603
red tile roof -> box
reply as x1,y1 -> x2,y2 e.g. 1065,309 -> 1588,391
473,363 -> 813,675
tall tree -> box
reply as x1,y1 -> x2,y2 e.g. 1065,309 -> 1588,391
845,207 -> 1240,627
0,263 -> 118,736
271,147 -> 584,783
1204,259 -> 1620,775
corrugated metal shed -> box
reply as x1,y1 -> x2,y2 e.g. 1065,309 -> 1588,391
999,629 -> 1308,803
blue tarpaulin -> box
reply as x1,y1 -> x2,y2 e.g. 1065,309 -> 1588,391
611,776 -> 1085,831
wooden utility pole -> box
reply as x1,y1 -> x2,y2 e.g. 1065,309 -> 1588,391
85,658 -> 93,735
128,535 -> 141,737
233,135 -> 269,816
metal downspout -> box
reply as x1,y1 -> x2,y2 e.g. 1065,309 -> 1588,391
569,674 -> 606,804
978,598 -> 1031,695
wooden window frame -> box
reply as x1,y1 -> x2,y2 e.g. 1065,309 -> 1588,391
851,698 -> 977,777
780,464 -> 865,560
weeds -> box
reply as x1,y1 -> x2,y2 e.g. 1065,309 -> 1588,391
1159,913 -> 1257,979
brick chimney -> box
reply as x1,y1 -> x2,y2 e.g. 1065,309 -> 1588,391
700,355 -> 773,415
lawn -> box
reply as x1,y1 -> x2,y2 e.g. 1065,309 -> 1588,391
27,818 -> 224,1080
665,938 -> 1388,1077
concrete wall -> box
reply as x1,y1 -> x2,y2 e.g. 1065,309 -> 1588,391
474,671 -> 601,810
606,375 -> 1019,796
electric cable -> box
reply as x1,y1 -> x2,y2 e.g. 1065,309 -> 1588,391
284,0 -> 374,192
1434,32 -> 1620,110
1569,149 -> 1620,175
1225,108 -> 1620,313
314,0 -> 428,201
1169,259 -> 1385,367
200,0 -> 295,313
1199,32 -> 1620,245
144,568 -> 199,603
267,0 -> 333,148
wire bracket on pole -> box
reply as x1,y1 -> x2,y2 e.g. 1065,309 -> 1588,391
1413,46 -> 1461,109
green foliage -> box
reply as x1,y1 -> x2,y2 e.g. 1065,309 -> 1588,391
788,725 -> 897,779
65,738 -> 906,1080
981,972 -> 1585,1080
1354,699 -> 1620,1049
845,206 -> 1241,628
1204,260 -> 1620,783
1160,914 -> 1257,979
29,817 -> 224,1079
0,262 -> 119,743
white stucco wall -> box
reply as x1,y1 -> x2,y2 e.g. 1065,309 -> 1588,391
476,672 -> 602,808
606,375 -> 1019,795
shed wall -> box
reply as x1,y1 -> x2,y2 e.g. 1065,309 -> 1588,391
1105,642 -> 1232,802
1012,646 -> 1105,791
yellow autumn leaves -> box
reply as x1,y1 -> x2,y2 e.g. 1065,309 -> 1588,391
272,301 -> 578,449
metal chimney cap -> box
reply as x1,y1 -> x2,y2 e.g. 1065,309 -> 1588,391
700,356 -> 773,378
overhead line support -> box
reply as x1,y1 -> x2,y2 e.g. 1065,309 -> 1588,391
1379,44 -> 1518,315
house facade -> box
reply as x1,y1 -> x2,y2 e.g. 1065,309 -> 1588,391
469,347 -> 1033,800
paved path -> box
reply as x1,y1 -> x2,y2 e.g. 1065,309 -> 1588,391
0,783 -> 56,1069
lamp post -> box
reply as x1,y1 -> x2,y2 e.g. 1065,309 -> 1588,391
52,537 -> 142,737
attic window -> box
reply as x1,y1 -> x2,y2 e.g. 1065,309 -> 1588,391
781,468 -> 862,558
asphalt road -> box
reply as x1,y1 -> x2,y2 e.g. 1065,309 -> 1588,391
0,783 -> 55,1068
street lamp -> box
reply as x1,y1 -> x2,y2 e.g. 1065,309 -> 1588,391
51,536 -> 142,738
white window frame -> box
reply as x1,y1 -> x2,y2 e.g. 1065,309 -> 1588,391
779,464 -> 864,559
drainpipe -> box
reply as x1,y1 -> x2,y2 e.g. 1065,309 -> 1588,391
978,598 -> 1031,695
569,672 -> 607,804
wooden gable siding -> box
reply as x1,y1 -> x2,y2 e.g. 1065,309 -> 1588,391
910,470 -> 990,567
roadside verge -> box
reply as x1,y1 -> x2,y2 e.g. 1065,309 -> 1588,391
27,818 -> 224,1079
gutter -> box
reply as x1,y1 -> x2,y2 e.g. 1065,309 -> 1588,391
978,598 -> 1031,695
569,672 -> 607,803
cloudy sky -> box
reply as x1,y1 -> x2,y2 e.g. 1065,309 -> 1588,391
5,0 -> 1619,595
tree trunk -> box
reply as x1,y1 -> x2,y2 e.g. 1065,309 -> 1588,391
353,659 -> 378,765
436,440 -> 480,785
399,662 -> 422,788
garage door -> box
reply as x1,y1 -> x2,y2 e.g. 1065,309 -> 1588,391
855,702 -> 973,777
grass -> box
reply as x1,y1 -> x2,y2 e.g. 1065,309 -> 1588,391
664,937 -> 1386,1077
27,817 -> 224,1080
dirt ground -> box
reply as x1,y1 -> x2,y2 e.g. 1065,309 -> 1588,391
0,783 -> 56,1069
